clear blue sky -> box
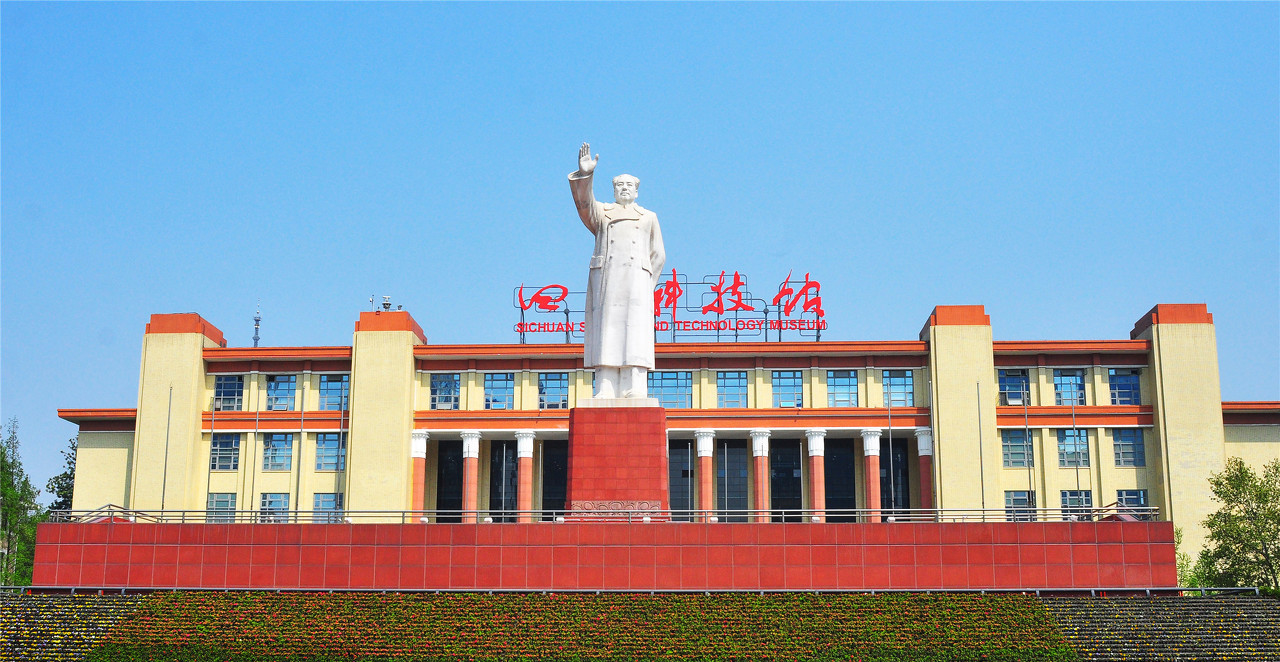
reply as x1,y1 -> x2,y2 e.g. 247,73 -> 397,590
3,3 -> 1277,501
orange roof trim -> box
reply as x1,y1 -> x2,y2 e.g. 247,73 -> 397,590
145,313 -> 226,347
355,311 -> 426,343
1131,304 -> 1213,338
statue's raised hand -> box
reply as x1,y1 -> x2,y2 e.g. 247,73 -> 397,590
578,142 -> 598,175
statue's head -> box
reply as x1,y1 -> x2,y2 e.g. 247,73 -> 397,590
612,174 -> 639,204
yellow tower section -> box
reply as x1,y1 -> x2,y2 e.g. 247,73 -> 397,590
129,314 -> 226,511
346,311 -> 425,517
1132,304 -> 1224,553
922,306 -> 998,511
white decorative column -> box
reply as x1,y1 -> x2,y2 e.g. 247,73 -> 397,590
460,430 -> 482,523
914,428 -> 935,516
694,429 -> 716,517
750,428 -> 771,521
515,430 -> 536,523
410,430 -> 429,513
861,428 -> 883,523
805,428 -> 827,522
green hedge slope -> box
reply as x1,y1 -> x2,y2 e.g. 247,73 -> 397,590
85,592 -> 1078,661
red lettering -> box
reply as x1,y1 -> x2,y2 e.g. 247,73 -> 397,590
702,270 -> 756,316
655,269 -> 684,318
519,284 -> 569,312
772,271 -> 825,318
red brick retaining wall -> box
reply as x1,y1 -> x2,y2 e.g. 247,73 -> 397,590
32,521 -> 1176,591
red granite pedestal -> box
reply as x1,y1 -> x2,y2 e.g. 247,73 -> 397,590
567,405 -> 669,513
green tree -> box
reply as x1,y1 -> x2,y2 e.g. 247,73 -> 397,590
1,417 -> 45,585
46,434 -> 77,512
1192,457 -> 1280,590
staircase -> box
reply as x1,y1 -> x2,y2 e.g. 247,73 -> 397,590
0,592 -> 143,661
1041,595 -> 1280,661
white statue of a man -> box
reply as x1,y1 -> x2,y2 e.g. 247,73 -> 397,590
569,143 -> 666,399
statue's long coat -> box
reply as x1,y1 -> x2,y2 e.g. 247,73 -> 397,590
569,171 -> 665,369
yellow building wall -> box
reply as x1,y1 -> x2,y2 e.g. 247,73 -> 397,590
1138,320 -> 1226,554
1224,425 -> 1280,469
72,431 -> 135,510
346,327 -> 419,515
926,322 -> 998,511
130,331 -> 218,511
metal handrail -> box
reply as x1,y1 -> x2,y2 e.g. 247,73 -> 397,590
45,506 -> 1160,525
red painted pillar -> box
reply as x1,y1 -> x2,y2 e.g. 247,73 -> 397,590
750,429 -> 770,522
915,428 -> 935,518
461,431 -> 481,524
516,430 -> 535,523
411,431 -> 428,518
805,428 -> 826,522
695,429 -> 716,520
861,428 -> 882,523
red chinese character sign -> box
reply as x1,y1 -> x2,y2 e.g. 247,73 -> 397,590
514,269 -> 826,343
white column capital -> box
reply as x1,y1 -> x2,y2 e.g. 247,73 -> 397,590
914,427 -> 933,456
861,428 -> 882,456
749,428 -> 771,457
804,428 -> 826,457
515,429 -> 535,458
411,430 -> 429,459
460,430 -> 481,459
693,429 -> 716,457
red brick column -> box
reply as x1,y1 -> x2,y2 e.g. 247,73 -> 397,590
411,431 -> 428,517
461,430 -> 481,524
915,428 -> 935,516
516,430 -> 535,523
861,428 -> 882,523
805,428 -> 826,522
694,429 -> 716,520
750,429 -> 770,522
566,405 -> 669,513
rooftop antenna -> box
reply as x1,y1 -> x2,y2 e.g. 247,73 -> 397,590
253,301 -> 261,348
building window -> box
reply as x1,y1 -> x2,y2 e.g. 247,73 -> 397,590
772,371 -> 803,408
214,375 -> 244,411
209,434 -> 240,471
318,374 -> 349,411
538,373 -> 569,410
315,433 -> 346,471
1112,428 -> 1146,467
717,371 -> 749,408
262,433 -> 293,471
884,370 -> 914,407
259,493 -> 290,523
206,493 -> 236,523
1053,369 -> 1085,406
265,375 -> 297,411
1117,489 -> 1151,520
998,369 -> 1030,406
484,373 -> 515,410
313,493 -> 344,523
1004,490 -> 1036,522
430,373 -> 460,410
1109,369 -> 1141,405
1061,490 -> 1093,521
649,371 -> 693,409
827,370 -> 858,407
1001,429 -> 1033,468
1057,429 -> 1089,467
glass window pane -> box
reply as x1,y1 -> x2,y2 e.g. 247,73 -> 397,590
772,371 -> 803,408
1057,429 -> 1089,467
206,493 -> 236,523
313,493 -> 344,523
484,373 -> 515,410
315,433 -> 347,471
259,493 -> 290,523
827,370 -> 857,407
538,373 -> 569,410
717,371 -> 749,408
318,374 -> 349,411
210,434 -> 240,471
998,369 -> 1029,406
1004,490 -> 1036,522
214,375 -> 244,411
430,373 -> 461,410
265,375 -> 297,411
1112,428 -> 1145,467
1060,490 -> 1093,521
648,371 -> 693,409
884,370 -> 914,407
1053,369 -> 1085,406
1001,429 -> 1033,468
262,433 -> 293,471
1109,369 -> 1141,405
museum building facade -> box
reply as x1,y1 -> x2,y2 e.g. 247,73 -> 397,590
57,303 -> 1278,559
